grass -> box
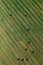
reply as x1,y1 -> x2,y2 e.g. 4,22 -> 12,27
0,0 -> 43,65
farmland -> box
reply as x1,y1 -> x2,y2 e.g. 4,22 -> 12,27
0,0 -> 43,65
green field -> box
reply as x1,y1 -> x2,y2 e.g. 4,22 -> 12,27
0,0 -> 43,65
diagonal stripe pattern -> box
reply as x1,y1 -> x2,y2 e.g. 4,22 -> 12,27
0,0 -> 43,65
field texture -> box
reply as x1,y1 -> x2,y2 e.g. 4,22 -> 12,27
0,0 -> 43,65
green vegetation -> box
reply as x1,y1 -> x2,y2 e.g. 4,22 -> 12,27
0,0 -> 43,65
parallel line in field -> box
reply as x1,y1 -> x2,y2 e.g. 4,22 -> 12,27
0,0 -> 43,65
